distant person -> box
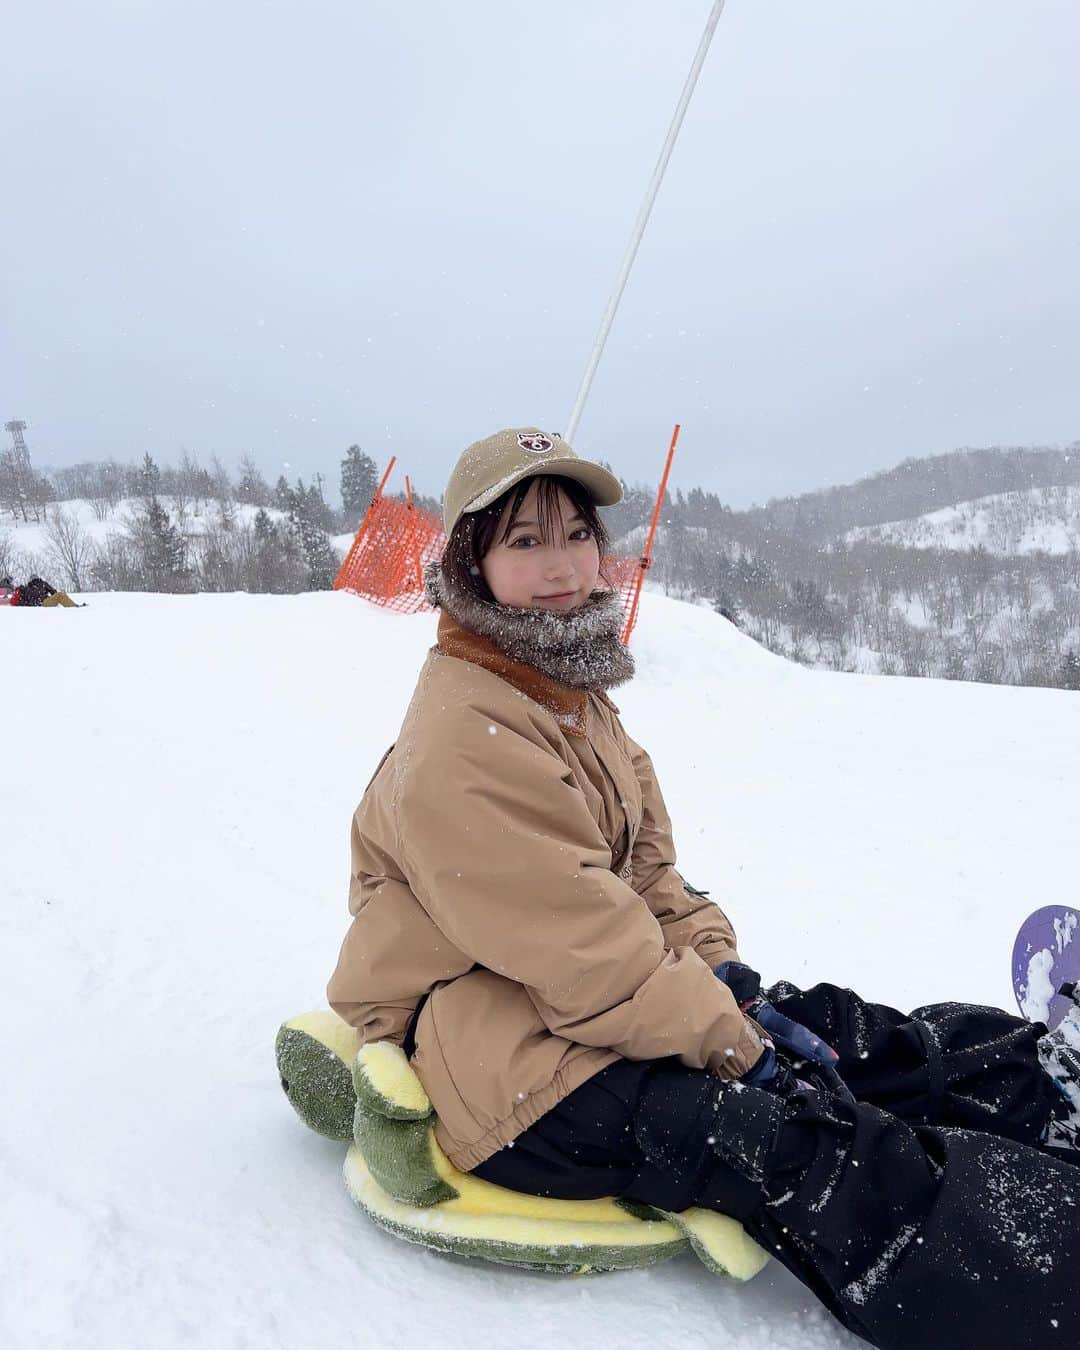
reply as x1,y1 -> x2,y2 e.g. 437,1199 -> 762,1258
9,576 -> 81,608
0,576 -> 14,605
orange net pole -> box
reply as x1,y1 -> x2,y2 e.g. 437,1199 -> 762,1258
404,476 -> 424,591
621,423 -> 680,643
333,456 -> 397,591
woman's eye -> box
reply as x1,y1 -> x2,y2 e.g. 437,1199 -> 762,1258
510,535 -> 539,548
570,528 -> 593,542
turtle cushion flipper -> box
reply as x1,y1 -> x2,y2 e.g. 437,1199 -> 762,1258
618,1199 -> 769,1280
353,1041 -> 434,1120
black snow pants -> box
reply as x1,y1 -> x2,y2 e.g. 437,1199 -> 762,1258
473,982 -> 1079,1350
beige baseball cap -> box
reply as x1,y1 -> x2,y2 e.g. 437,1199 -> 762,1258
443,427 -> 623,535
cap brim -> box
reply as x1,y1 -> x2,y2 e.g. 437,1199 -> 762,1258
463,458 -> 623,515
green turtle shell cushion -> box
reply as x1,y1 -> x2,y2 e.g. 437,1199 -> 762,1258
277,1011 -> 768,1280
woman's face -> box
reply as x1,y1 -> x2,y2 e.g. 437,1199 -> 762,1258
479,479 -> 601,611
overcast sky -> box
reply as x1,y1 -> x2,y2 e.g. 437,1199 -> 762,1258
3,0 -> 1078,507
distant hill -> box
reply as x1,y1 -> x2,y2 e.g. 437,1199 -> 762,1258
605,441 -> 1080,692
846,485 -> 1080,556
737,444 -> 1080,542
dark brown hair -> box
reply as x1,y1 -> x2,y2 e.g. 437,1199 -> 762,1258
441,474 -> 612,605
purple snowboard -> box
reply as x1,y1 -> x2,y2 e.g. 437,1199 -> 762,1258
1013,905 -> 1080,1031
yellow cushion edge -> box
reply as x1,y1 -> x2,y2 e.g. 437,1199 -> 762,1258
286,1011 -> 358,1066
356,1041 -> 432,1115
344,1147 -> 682,1249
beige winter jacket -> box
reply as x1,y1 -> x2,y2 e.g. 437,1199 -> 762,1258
328,610 -> 762,1171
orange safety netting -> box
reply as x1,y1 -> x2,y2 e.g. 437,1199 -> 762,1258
335,492 -> 446,617
334,428 -> 679,646
334,493 -> 648,643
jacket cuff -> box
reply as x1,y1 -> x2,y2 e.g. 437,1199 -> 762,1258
706,1014 -> 765,1079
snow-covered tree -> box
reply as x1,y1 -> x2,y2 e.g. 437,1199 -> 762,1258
340,445 -> 379,529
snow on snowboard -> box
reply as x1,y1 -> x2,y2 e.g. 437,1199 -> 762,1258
1013,905 -> 1079,1030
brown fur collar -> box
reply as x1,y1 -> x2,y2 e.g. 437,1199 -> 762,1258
426,562 -> 634,738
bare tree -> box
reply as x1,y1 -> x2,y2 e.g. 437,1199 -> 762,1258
44,508 -> 96,592
209,454 -> 233,506
0,529 -> 15,580
90,535 -> 143,591
0,447 -> 51,523
166,457 -> 193,527
51,462 -> 98,502
83,460 -> 126,520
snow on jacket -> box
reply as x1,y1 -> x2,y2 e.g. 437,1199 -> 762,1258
327,609 -> 762,1171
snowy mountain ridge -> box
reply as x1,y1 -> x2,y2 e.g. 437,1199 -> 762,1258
844,485 -> 1080,556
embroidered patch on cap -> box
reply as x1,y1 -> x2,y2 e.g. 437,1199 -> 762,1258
517,432 -> 553,454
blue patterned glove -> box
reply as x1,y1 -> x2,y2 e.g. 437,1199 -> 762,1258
715,961 -> 854,1102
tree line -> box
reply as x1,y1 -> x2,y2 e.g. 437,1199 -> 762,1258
4,439 -> 1078,692
598,448 -> 1080,693
0,445 -> 384,596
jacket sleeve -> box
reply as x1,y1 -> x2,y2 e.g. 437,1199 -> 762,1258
395,702 -> 763,1079
626,733 -> 742,971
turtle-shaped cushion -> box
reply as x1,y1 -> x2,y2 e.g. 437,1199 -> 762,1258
276,1010 -> 769,1279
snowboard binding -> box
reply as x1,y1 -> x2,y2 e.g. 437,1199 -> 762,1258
276,1010 -> 768,1279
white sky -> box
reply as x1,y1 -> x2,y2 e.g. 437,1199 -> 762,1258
2,0 -> 1078,507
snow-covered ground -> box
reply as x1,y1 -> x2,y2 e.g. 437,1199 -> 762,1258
5,588 -> 1079,1350
846,485 -> 1080,555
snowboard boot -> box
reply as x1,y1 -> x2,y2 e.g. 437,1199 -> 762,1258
1038,988 -> 1080,1157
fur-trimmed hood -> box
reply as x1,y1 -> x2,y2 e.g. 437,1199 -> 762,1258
423,561 -> 634,695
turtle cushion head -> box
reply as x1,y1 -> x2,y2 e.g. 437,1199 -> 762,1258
275,1011 -> 358,1141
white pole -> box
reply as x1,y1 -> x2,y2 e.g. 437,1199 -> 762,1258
564,0 -> 728,444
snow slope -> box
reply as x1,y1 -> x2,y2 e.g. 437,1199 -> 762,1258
845,485 -> 1080,555
5,588 -> 1080,1350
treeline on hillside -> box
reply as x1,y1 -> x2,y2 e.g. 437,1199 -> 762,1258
647,524 -> 1080,691
598,452 -> 1080,692
4,440 -> 1079,692
744,444 -> 1080,541
0,445 -> 397,595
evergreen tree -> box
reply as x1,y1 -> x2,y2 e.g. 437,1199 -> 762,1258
304,479 -> 336,533
134,497 -> 190,592
340,445 -> 379,528
1062,649 -> 1080,692
274,475 -> 294,513
244,508 -> 304,592
285,484 -> 338,590
292,514 -> 337,590
138,452 -> 162,505
236,454 -> 271,507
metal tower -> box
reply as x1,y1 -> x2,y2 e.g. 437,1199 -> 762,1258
5,420 -> 31,469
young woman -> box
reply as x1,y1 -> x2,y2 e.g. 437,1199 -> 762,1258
329,427 -> 1080,1350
